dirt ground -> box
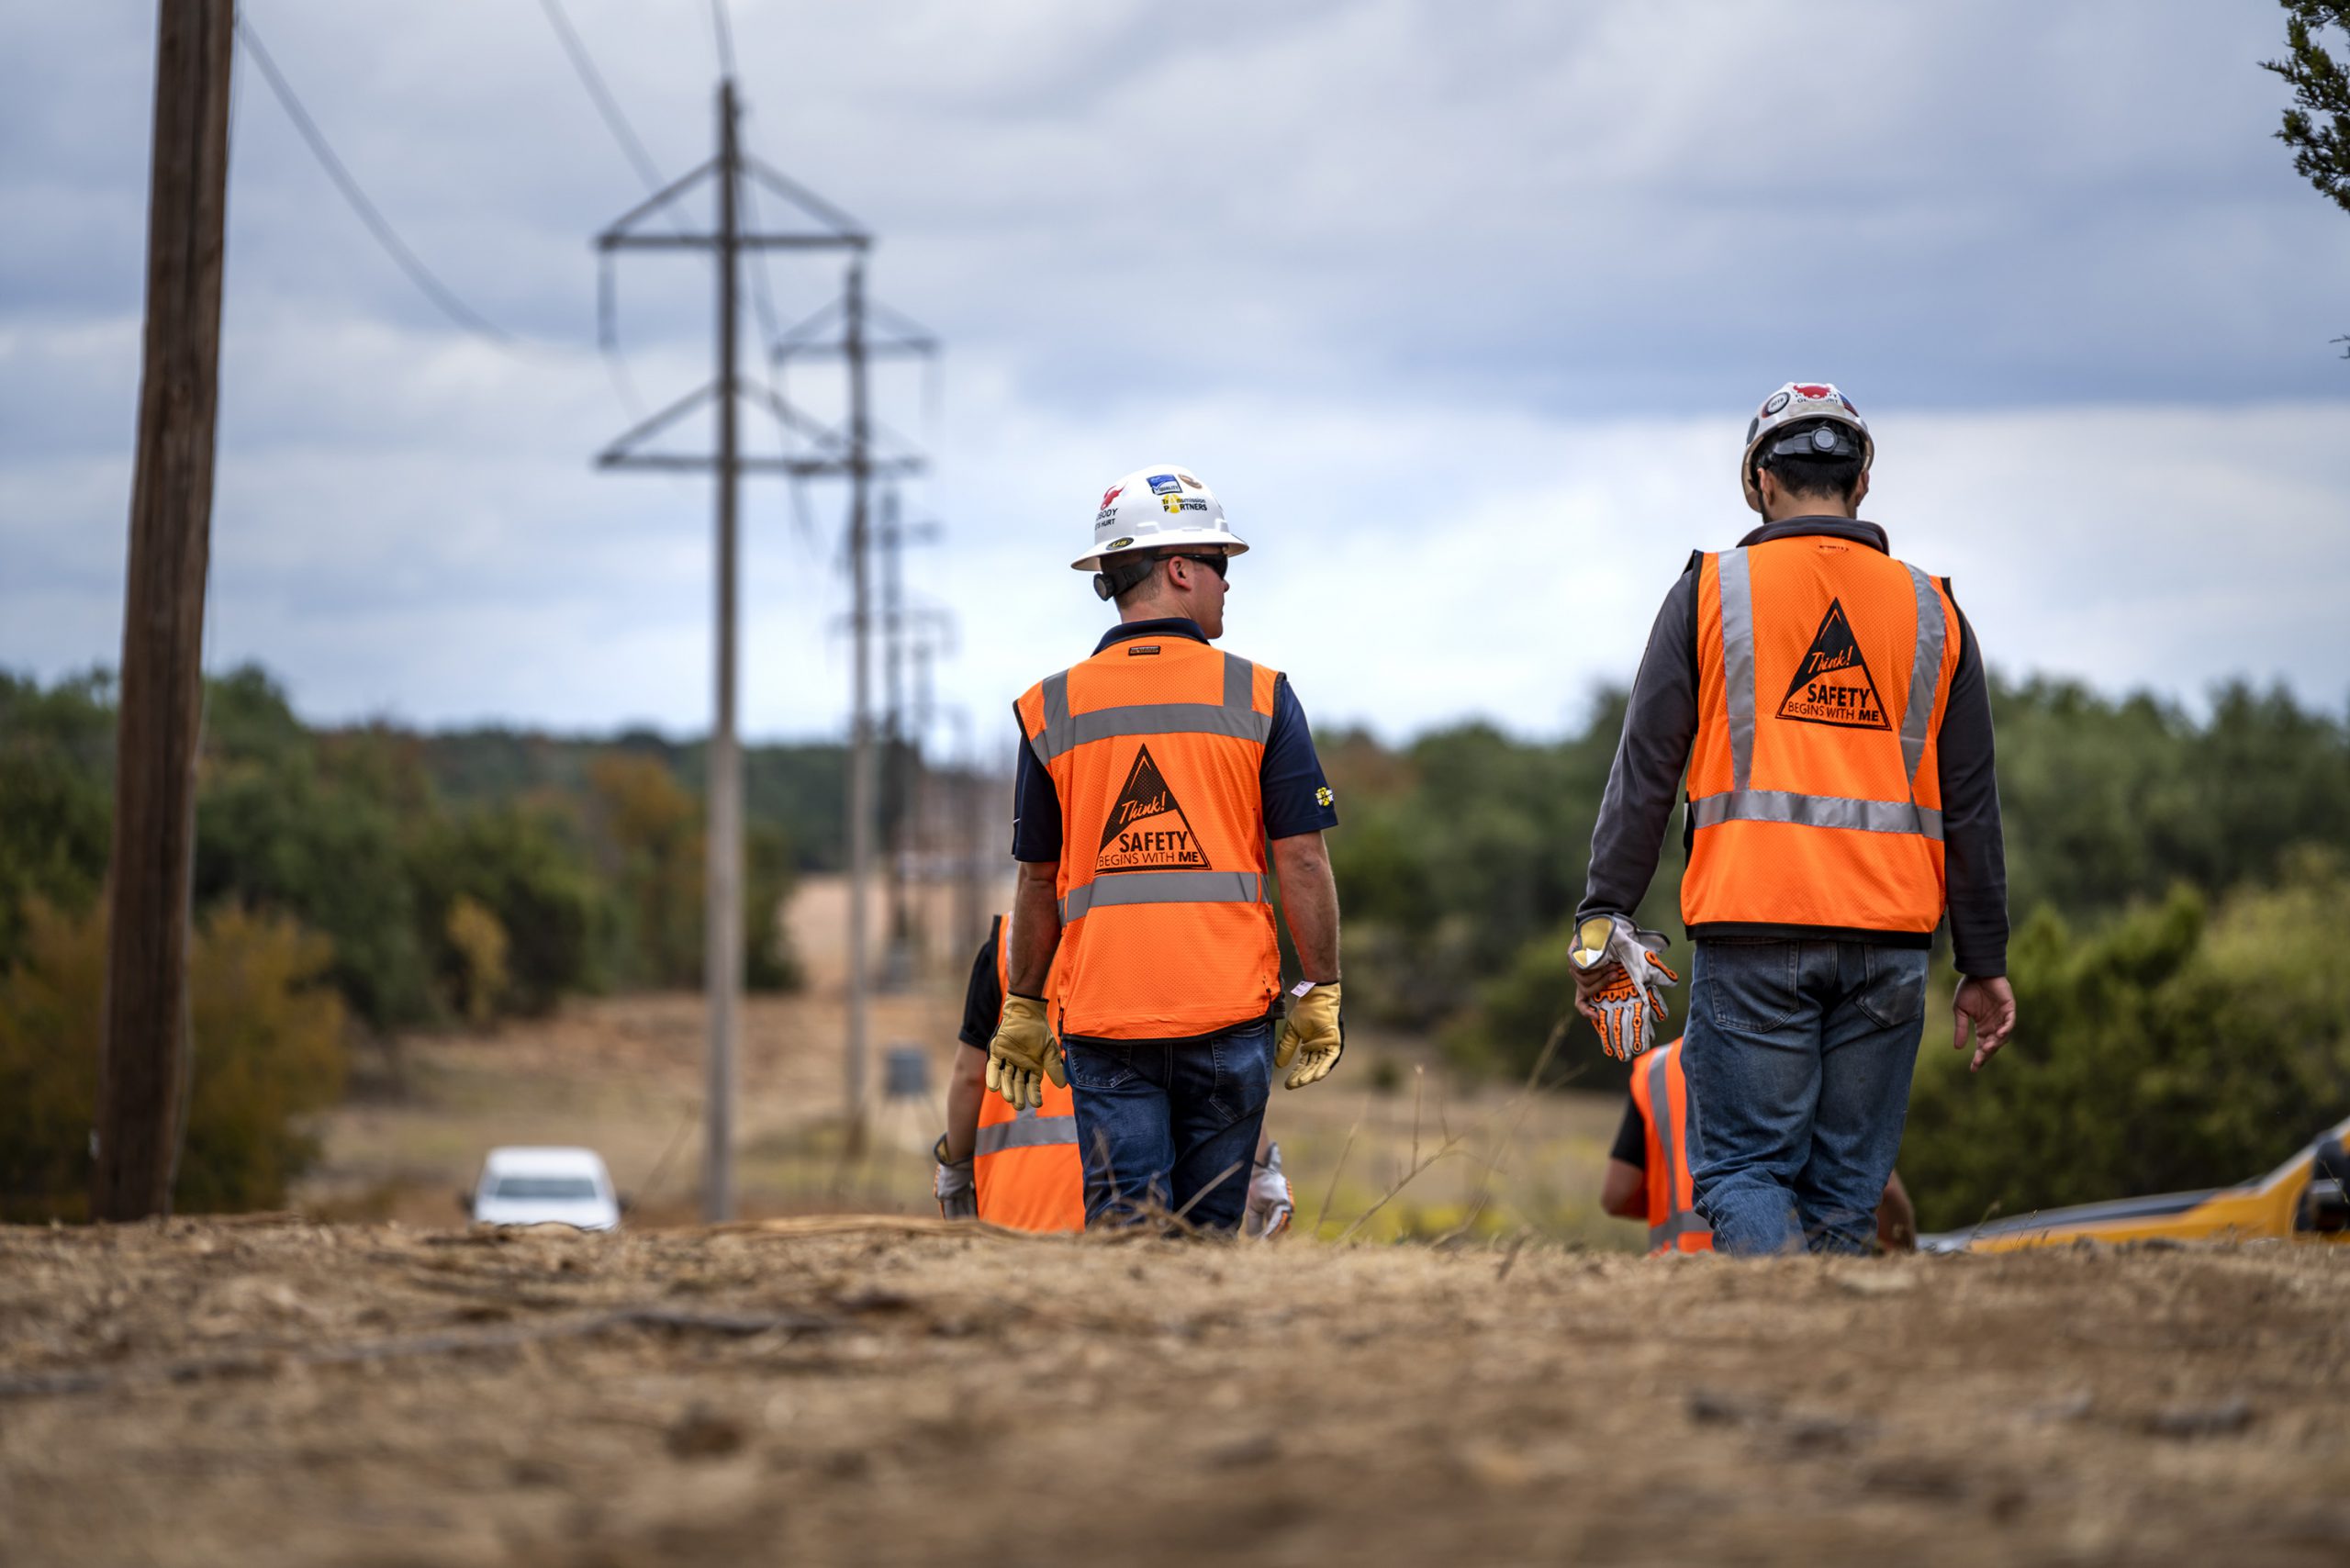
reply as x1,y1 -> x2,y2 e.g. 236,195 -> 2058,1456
2,1219 -> 2345,1567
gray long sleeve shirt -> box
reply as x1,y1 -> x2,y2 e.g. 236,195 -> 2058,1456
1577,516 -> 2009,978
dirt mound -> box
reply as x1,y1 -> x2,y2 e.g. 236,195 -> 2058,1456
3,1220 -> 2344,1565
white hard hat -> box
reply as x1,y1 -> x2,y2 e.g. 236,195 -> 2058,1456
1071,465 -> 1250,572
1740,383 -> 1874,511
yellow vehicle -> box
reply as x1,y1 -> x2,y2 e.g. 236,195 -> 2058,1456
1921,1114 -> 2350,1253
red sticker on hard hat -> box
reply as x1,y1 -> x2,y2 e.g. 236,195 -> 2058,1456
1792,384 -> 1833,399
1101,485 -> 1124,510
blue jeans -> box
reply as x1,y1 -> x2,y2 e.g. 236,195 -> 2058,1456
1682,939 -> 1929,1256
1063,1018 -> 1273,1234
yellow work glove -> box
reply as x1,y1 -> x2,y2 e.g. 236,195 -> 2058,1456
986,992 -> 1065,1112
1568,913 -> 1679,1061
1275,981 -> 1344,1090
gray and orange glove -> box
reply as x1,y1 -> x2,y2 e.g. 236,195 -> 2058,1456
986,992 -> 1065,1111
1275,981 -> 1343,1090
1243,1141 -> 1293,1239
933,1135 -> 977,1220
1569,913 -> 1678,1061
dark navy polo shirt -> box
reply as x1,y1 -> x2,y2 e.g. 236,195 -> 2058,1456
1011,618 -> 1339,863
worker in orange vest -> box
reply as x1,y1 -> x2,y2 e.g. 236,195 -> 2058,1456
984,466 -> 1344,1233
1599,1037 -> 1915,1253
933,913 -> 1296,1236
1572,384 -> 2015,1256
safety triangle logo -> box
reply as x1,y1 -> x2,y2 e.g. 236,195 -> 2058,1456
1095,745 -> 1213,872
1776,599 -> 1892,731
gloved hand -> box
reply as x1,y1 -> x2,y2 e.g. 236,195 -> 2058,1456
1243,1141 -> 1293,1239
933,1134 -> 976,1220
986,992 -> 1065,1111
1275,981 -> 1343,1090
1569,913 -> 1678,1061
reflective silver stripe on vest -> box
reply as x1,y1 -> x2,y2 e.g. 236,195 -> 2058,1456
975,1113 -> 1080,1157
1028,652 -> 1267,765
1060,869 -> 1263,924
1899,565 -> 1946,790
1031,671 -> 1073,769
1717,548 -> 1758,790
1645,1051 -> 1705,1251
1035,703 -> 1270,761
1648,1210 -> 1710,1249
1224,655 -> 1255,711
1690,789 -> 1943,840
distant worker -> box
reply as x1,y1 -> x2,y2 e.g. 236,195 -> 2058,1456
935,913 -> 1295,1237
1572,384 -> 2015,1256
984,466 -> 1344,1233
1600,1037 -> 1916,1253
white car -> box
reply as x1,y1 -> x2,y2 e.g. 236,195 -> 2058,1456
466,1147 -> 623,1231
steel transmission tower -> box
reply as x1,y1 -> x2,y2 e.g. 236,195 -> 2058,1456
592,78 -> 918,1217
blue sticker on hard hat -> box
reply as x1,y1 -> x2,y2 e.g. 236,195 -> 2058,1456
1147,474 -> 1181,495
1762,390 -> 1790,416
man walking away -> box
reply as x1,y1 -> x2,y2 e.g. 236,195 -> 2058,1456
987,465 -> 1344,1233
1574,384 -> 2015,1256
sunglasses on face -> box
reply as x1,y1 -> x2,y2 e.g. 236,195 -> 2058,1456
1174,553 -> 1229,581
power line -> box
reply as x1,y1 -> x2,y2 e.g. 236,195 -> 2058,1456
233,15 -> 519,346
710,0 -> 739,81
536,0 -> 669,201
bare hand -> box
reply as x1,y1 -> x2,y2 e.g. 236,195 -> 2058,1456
1952,975 -> 2017,1071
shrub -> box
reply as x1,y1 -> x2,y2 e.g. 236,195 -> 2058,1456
0,900 -> 347,1219
1899,853 -> 2350,1234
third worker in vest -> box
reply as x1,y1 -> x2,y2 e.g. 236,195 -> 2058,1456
988,465 -> 1345,1233
1600,1036 -> 1917,1255
1572,384 -> 2018,1256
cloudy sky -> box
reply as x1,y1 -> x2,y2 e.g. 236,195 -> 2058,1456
4,0 -> 2345,749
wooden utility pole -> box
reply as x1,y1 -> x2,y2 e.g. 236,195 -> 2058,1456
94,0 -> 235,1223
703,78 -> 743,1225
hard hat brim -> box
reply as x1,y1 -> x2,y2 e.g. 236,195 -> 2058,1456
1070,528 -> 1251,573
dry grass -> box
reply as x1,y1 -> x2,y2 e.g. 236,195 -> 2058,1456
3,1218 -> 2345,1566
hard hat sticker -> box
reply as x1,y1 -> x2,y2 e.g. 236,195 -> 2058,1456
1101,485 -> 1125,510
1777,599 -> 1892,732
1095,745 -> 1212,872
1147,474 -> 1182,495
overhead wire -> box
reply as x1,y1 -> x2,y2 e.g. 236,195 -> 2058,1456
233,14 -> 526,352
532,0 -> 710,418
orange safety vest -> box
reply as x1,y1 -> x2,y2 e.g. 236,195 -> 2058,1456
972,914 -> 1085,1234
1684,533 -> 1962,938
1628,1037 -> 1712,1255
1013,636 -> 1281,1041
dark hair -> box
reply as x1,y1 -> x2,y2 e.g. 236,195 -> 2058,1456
1760,448 -> 1864,503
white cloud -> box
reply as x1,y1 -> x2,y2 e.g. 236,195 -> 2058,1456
3,0 -> 2347,745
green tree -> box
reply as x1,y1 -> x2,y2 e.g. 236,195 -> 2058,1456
410,802 -> 609,1017
0,670 -> 114,969
2265,2 -> 2350,352
2266,2 -> 2350,213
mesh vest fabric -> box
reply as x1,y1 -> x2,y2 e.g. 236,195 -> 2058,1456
1014,638 -> 1281,1041
972,914 -> 1084,1234
1684,535 -> 1961,937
